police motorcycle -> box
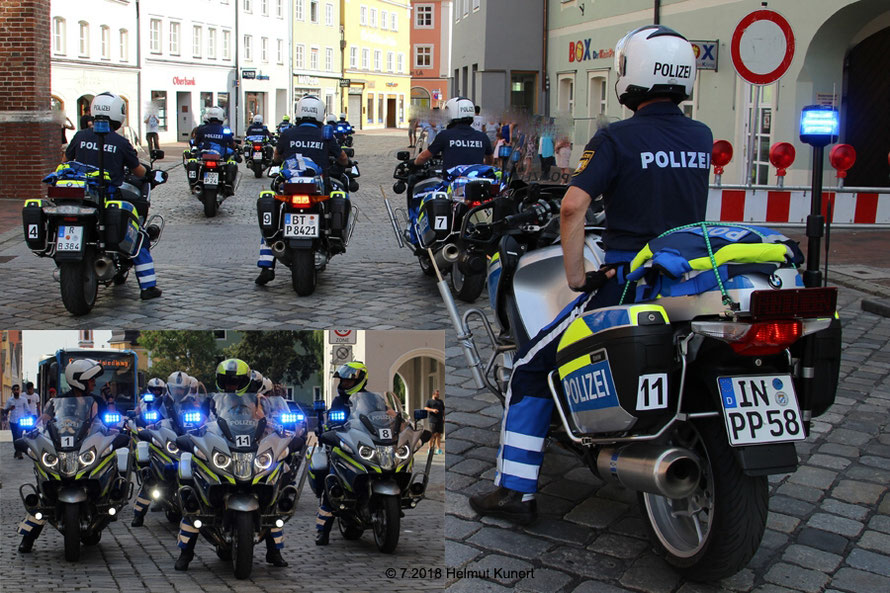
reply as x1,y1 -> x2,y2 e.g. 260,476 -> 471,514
186,144 -> 239,218
22,146 -> 168,316
332,118 -> 354,148
14,398 -> 133,561
439,183 -> 842,579
385,150 -> 502,302
128,390 -> 203,524
175,392 -> 307,579
256,152 -> 360,296
243,134 -> 275,178
308,391 -> 434,553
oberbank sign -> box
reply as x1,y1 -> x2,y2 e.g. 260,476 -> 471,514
568,40 -> 614,63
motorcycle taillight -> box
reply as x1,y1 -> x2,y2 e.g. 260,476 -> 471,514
692,319 -> 803,356
253,144 -> 262,150
205,161 -> 217,168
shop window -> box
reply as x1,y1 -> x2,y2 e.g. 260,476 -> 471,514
151,91 -> 168,131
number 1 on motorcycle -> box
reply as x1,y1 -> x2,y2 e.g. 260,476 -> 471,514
235,435 -> 251,447
61,436 -> 74,448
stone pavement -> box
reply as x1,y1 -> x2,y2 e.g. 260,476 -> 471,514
443,284 -> 890,593
0,440 -> 445,593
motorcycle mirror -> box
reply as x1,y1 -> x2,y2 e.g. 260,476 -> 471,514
126,410 -> 137,418
149,149 -> 165,161
153,169 -> 168,185
396,150 -> 410,161
267,166 -> 281,177
175,435 -> 195,453
342,147 -> 355,158
413,409 -> 428,421
13,438 -> 29,453
419,429 -> 432,444
350,163 -> 360,178
464,180 -> 490,202
393,181 -> 406,194
112,433 -> 129,449
348,179 -> 359,193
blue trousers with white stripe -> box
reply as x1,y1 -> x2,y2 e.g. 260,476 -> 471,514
133,245 -> 157,289
178,517 -> 284,550
495,277 -> 624,493
257,236 -> 275,269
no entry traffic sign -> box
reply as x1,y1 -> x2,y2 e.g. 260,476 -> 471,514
730,9 -> 795,85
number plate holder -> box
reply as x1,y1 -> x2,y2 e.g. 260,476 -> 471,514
284,213 -> 320,238
718,374 -> 805,446
56,225 -> 84,252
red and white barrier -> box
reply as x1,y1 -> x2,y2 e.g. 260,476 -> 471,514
706,186 -> 890,227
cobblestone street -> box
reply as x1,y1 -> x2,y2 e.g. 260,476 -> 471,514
0,440 -> 444,593
443,285 -> 890,593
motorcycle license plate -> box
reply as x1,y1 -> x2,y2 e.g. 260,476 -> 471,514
284,213 -> 319,238
56,226 -> 84,252
188,170 -> 197,179
717,375 -> 805,446
204,172 -> 219,185
253,151 -> 263,159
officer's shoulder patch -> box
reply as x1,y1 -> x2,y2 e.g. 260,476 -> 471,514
572,150 -> 595,177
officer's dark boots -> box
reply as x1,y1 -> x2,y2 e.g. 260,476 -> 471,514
265,534 -> 288,567
315,528 -> 331,546
174,549 -> 194,571
255,268 -> 275,285
469,487 -> 538,525
131,513 -> 144,527
18,525 -> 42,553
140,287 -> 162,300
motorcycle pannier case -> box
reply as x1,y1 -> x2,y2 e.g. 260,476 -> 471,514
185,159 -> 200,182
256,191 -> 281,239
554,304 -> 677,435
104,200 -> 141,257
791,315 -> 842,425
308,447 -> 329,497
327,193 -> 351,236
22,199 -> 48,251
419,196 -> 451,244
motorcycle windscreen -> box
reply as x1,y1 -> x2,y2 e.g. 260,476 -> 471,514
171,392 -> 206,428
351,391 -> 399,441
214,392 -> 261,448
50,396 -> 95,452
262,395 -> 301,431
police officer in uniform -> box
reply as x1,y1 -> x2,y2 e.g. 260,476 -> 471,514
255,95 -> 350,286
193,106 -> 241,196
245,114 -> 274,141
277,114 -> 292,134
412,96 -> 493,173
469,25 -> 713,524
65,93 -> 162,300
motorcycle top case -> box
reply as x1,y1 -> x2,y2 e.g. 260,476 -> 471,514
555,304 -> 677,435
257,190 -> 282,239
418,195 -> 452,244
22,199 -> 48,251
104,200 -> 142,257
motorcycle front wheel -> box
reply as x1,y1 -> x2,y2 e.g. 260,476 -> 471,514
63,502 -> 81,561
640,419 -> 768,581
59,250 -> 98,316
291,250 -> 317,296
372,494 -> 400,554
201,188 -> 218,218
165,509 -> 181,524
450,261 -> 486,303
231,511 -> 254,580
337,517 -> 364,540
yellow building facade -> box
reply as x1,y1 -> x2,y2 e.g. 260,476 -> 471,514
293,0 -> 344,118
341,0 -> 411,128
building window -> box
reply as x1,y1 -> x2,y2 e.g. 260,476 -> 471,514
361,48 -> 369,70
557,73 -> 574,115
747,82 -> 774,184
277,39 -> 284,64
374,49 -> 381,71
325,47 -> 334,71
366,94 -> 373,123
295,44 -> 305,68
213,330 -> 227,339
208,28 -> 217,59
151,90 -> 168,130
381,10 -> 388,30
78,21 -> 89,57
397,52 -> 404,73
261,37 -> 268,62
193,26 -> 202,58
415,4 -> 433,28
386,51 -> 393,72
369,7 -> 377,27
243,34 -> 252,61
223,30 -> 231,60
378,95 -> 383,123
295,0 -> 304,20
261,0 -> 268,16
390,12 -> 397,30
463,0 -> 469,15
473,0 -> 480,10
277,0 -> 283,18
100,25 -> 110,60
325,3 -> 333,26
414,44 -> 432,68
350,46 -> 357,68
360,6 -> 367,26
310,0 -> 318,23
53,17 -> 66,55
243,0 -> 252,12
149,19 -> 161,54
119,29 -> 128,61
310,46 -> 319,70
169,21 -> 180,55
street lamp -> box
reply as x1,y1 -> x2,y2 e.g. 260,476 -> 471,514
798,105 -> 838,288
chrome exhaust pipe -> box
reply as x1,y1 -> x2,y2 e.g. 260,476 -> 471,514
94,256 -> 115,281
434,243 -> 459,270
595,444 -> 701,500
271,240 -> 287,255
277,484 -> 299,513
177,485 -> 200,513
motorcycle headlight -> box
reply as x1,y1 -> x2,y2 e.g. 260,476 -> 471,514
42,452 -> 58,468
213,451 -> 231,470
358,445 -> 376,461
395,445 -> 411,460
165,441 -> 180,456
254,452 -> 273,471
78,449 -> 96,467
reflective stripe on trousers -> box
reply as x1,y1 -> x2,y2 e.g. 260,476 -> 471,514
269,526 -> 284,549
258,236 -> 275,269
133,488 -> 150,516
178,517 -> 199,549
133,245 -> 157,289
316,499 -> 334,533
17,513 -> 46,536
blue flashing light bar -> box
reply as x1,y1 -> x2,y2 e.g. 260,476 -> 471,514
295,413 -> 305,422
183,411 -> 203,424
19,416 -> 36,428
143,410 -> 159,422
313,400 -> 326,411
799,105 -> 839,147
143,393 -> 155,402
280,413 -> 298,424
103,412 -> 122,425
329,410 -> 346,422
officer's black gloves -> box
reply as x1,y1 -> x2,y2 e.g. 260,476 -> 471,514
570,264 -> 620,293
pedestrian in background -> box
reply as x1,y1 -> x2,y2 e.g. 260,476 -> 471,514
144,112 -> 161,151
3,385 -> 26,459
555,135 -> 573,181
539,123 -> 556,181
408,113 -> 418,148
23,382 -> 40,417
424,390 -> 444,455
80,114 -> 93,130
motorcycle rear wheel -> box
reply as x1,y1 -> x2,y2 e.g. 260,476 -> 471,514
337,517 -> 364,540
450,261 -> 485,303
253,162 -> 263,178
63,502 -> 81,561
291,250 -> 317,296
59,250 -> 98,316
232,511 -> 254,580
640,419 -> 768,581
202,188 -> 218,218
372,495 -> 400,554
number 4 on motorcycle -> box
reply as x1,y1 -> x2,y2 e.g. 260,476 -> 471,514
28,224 -> 38,239
636,373 -> 668,411
235,435 -> 251,447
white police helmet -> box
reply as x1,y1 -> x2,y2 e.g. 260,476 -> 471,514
614,25 -> 696,111
252,114 -> 263,124
65,359 -> 104,391
326,114 -> 337,125
443,97 -> 476,125
205,106 -> 225,123
91,93 -> 127,130
167,371 -> 191,398
259,377 -> 274,396
339,113 -> 347,120
296,95 -> 325,124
